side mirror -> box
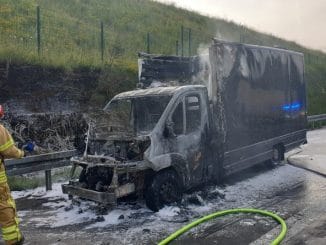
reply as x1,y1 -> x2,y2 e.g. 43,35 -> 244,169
163,120 -> 176,138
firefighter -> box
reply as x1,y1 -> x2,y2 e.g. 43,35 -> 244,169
0,105 -> 33,245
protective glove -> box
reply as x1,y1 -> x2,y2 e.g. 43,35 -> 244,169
23,142 -> 35,153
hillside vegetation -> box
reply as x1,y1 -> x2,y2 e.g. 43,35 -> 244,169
0,0 -> 325,113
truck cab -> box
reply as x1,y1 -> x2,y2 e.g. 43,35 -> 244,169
62,85 -> 213,211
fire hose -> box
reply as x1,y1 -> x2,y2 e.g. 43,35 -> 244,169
158,208 -> 287,245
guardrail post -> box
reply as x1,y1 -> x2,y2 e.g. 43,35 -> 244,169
45,170 -> 52,191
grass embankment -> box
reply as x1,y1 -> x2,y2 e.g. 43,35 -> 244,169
0,0 -> 325,110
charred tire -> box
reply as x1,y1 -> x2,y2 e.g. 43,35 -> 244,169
145,169 -> 182,212
272,145 -> 285,162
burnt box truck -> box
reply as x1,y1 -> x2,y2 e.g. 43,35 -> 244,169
62,40 -> 307,211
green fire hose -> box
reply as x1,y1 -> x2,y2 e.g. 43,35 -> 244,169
158,208 -> 287,245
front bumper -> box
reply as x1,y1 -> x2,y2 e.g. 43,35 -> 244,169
62,181 -> 135,205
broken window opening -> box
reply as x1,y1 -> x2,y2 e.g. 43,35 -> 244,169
172,101 -> 184,135
186,94 -> 201,133
104,95 -> 171,135
134,96 -> 171,134
103,99 -> 133,134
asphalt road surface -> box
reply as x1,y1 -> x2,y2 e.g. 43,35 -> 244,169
3,127 -> 326,245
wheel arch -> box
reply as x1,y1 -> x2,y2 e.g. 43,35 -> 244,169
146,153 -> 190,189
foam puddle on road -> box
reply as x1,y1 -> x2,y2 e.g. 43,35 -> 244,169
12,164 -> 306,232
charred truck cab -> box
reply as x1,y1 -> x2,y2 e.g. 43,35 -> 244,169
62,40 -> 307,211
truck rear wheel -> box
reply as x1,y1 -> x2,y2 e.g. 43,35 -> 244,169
266,145 -> 284,167
272,145 -> 284,162
145,169 -> 182,212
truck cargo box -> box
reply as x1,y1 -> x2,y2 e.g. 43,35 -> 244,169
209,40 -> 307,173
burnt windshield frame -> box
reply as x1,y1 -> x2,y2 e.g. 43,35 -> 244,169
105,95 -> 172,135
103,99 -> 133,133
133,95 -> 172,134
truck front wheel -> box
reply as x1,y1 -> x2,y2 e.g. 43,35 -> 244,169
145,169 -> 182,212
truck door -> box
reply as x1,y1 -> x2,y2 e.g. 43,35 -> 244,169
169,92 -> 208,185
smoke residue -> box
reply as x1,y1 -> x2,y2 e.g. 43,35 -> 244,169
194,44 -> 212,99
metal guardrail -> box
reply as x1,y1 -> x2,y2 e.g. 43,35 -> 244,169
5,150 -> 77,191
308,114 -> 326,123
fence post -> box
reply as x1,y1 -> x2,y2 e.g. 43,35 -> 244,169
240,26 -> 246,43
45,170 -> 52,191
307,53 -> 311,63
147,32 -> 150,54
176,40 -> 179,56
188,28 -> 192,56
36,6 -> 41,56
181,25 -> 184,57
100,21 -> 104,62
